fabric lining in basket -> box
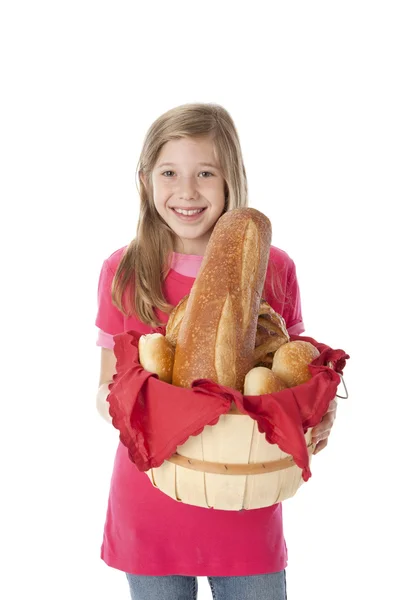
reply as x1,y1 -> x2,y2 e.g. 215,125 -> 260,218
107,331 -> 349,482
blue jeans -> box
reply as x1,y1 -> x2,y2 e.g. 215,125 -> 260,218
126,570 -> 287,599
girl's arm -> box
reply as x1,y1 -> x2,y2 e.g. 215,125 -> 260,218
96,347 -> 117,424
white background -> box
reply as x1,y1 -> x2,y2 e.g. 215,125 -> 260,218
1,1 -> 399,598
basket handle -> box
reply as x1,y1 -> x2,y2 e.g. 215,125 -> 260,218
327,360 -> 348,399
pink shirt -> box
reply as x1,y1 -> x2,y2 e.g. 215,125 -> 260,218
95,246 -> 305,576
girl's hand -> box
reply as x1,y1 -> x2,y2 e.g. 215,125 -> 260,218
311,398 -> 338,455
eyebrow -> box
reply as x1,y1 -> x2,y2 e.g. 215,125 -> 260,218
156,162 -> 219,170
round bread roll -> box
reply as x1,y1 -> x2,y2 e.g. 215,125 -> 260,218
138,333 -> 175,383
244,366 -> 287,395
272,340 -> 320,387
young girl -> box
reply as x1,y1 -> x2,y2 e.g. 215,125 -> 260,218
95,103 -> 336,600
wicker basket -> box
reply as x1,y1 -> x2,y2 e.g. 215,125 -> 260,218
145,404 -> 315,511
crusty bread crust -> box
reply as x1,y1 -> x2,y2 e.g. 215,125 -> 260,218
172,208 -> 272,391
272,340 -> 320,387
254,300 -> 290,360
165,295 -> 188,347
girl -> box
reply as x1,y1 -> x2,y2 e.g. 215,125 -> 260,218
95,102 -> 336,600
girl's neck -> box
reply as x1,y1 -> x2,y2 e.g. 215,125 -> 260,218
173,236 -> 209,257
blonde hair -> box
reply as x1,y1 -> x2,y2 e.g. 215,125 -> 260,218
111,102 -> 249,326
112,103 -> 248,327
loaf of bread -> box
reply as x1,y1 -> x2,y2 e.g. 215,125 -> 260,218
172,208 -> 272,391
253,300 -> 290,362
272,340 -> 320,387
138,333 -> 175,383
165,295 -> 188,347
244,366 -> 287,395
167,296 -> 289,366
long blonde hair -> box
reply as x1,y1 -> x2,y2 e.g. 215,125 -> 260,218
112,103 -> 249,326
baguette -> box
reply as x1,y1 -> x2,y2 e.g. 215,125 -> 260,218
172,208 -> 272,391
167,295 -> 289,363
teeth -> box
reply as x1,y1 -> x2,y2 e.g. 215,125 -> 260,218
174,208 -> 204,216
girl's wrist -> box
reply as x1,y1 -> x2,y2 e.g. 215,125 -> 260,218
96,382 -> 113,424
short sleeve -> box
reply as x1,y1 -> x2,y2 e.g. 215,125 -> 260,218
95,259 -> 124,344
96,329 -> 115,349
283,260 -> 305,335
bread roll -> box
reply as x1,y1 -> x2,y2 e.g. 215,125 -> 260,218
272,340 -> 320,387
244,366 -> 286,395
172,208 -> 272,390
253,299 -> 290,362
138,333 -> 175,383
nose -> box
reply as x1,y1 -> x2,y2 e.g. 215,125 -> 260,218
177,175 -> 199,201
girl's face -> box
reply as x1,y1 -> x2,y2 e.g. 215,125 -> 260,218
148,136 -> 226,255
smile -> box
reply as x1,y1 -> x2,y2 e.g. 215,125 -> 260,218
172,208 -> 206,216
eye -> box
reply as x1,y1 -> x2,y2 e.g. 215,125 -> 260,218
161,170 -> 214,178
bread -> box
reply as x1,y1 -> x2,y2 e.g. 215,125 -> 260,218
165,295 -> 189,347
253,299 -> 290,362
167,296 -> 289,364
272,340 -> 320,387
258,299 -> 289,337
172,208 -> 272,390
138,333 -> 175,383
244,366 -> 287,395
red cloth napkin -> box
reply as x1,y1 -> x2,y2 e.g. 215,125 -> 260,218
107,331 -> 349,482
